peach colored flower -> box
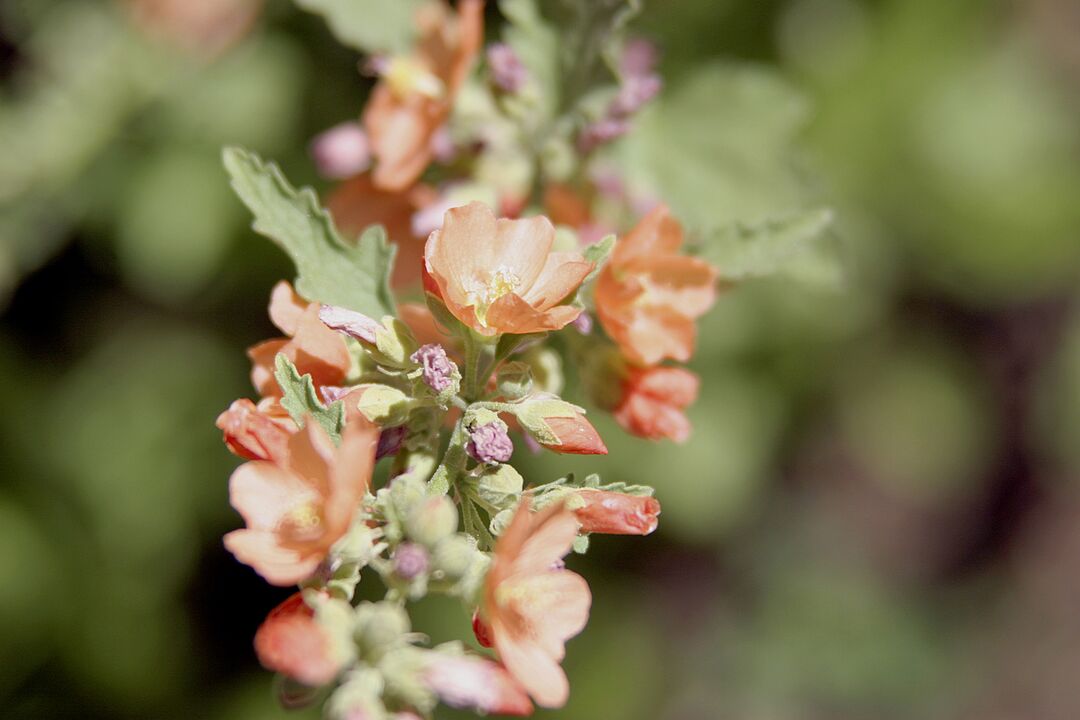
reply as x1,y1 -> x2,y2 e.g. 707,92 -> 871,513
613,366 -> 699,443
216,398 -> 294,463
254,592 -> 342,686
479,499 -> 591,708
572,489 -> 660,535
327,175 -> 437,289
424,654 -> 533,716
362,0 -> 483,191
248,281 -> 351,397
596,205 -> 718,366
424,202 -> 593,337
224,419 -> 378,585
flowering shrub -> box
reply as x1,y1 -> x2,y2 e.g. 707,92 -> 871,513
215,0 -> 835,716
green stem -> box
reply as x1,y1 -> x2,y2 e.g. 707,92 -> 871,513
427,419 -> 468,496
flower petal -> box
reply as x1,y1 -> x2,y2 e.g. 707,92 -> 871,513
519,252 -> 593,310
229,461 -> 317,531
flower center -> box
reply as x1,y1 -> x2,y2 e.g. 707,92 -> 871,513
384,57 -> 445,100
466,267 -> 520,326
279,502 -> 324,542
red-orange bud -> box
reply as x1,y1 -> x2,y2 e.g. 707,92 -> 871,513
573,489 -> 660,535
540,413 -> 608,455
216,399 -> 293,463
254,593 -> 341,687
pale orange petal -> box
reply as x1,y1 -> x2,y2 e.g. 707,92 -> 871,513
615,205 -> 683,264
268,281 -> 308,335
485,293 -> 582,335
519,252 -> 592,309
634,367 -> 700,407
622,306 -> 697,366
427,202 -> 500,306
490,215 -> 556,292
285,422 -> 335,496
324,419 -> 379,531
223,529 -> 321,586
248,339 -> 289,396
509,570 -> 591,655
621,254 -> 718,318
510,504 -> 580,578
229,462 -> 317,531
495,626 -> 570,709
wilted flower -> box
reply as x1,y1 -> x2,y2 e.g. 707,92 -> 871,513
487,43 -> 529,93
613,366 -> 699,443
363,0 -> 483,191
248,281 -> 351,397
410,343 -> 458,392
423,202 -> 593,336
477,499 -> 591,708
596,206 -> 718,366
254,592 -> 342,686
571,489 -> 661,535
224,420 -> 378,585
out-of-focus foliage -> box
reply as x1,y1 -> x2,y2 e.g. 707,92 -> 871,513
2,0 -> 1080,718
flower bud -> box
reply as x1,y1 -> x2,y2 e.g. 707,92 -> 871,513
376,425 -> 407,459
495,361 -> 533,400
406,496 -> 458,548
613,366 -> 699,442
431,534 -> 479,580
474,464 -> 524,509
409,343 -> 459,394
354,601 -> 410,656
311,122 -> 371,179
515,397 -> 607,455
571,489 -> 660,535
254,592 -> 342,687
486,43 -> 529,93
216,398 -> 292,462
392,542 -> 429,580
353,384 -> 411,425
465,419 -> 514,464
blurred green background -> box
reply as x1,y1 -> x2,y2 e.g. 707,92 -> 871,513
2,0 -> 1080,718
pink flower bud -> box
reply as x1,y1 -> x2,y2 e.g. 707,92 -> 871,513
310,122 -> 371,179
410,343 -> 457,392
253,593 -> 341,687
487,42 -> 529,93
424,654 -> 533,716
466,420 -> 514,464
573,489 -> 660,535
578,117 -> 631,153
610,73 -> 662,117
392,542 -> 429,580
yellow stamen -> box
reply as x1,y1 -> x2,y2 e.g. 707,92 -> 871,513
467,267 -> 520,326
385,57 -> 445,100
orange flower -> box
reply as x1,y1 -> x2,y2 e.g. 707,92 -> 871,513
424,202 -> 593,337
247,281 -> 351,397
363,0 -> 483,191
216,398 -> 294,463
327,175 -> 437,289
613,366 -> 699,443
572,489 -> 660,535
596,206 -> 718,366
479,499 -> 591,708
224,419 -> 377,585
254,592 -> 342,686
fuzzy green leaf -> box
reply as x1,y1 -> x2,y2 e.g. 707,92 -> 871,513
700,208 -> 842,286
274,354 -> 345,442
582,234 -> 616,284
294,0 -> 424,55
223,147 -> 396,318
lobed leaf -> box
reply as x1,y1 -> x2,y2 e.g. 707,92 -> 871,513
274,354 -> 346,442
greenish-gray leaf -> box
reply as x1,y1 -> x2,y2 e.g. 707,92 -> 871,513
582,234 -> 616,284
223,147 -> 396,318
699,208 -> 842,286
294,0 -> 424,55
274,354 -> 345,442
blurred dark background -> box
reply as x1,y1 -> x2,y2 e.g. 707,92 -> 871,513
2,0 -> 1080,718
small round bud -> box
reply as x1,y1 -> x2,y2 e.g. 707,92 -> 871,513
405,496 -> 458,548
495,361 -> 533,400
392,542 -> 429,580
354,601 -> 410,656
431,534 -> 478,579
487,42 -> 528,93
310,122 -> 371,179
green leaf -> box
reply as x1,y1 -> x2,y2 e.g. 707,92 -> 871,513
617,62 -> 813,231
273,354 -> 345,442
548,0 -> 642,110
223,147 -> 396,318
294,0 -> 425,55
699,208 -> 843,286
582,234 -> 616,284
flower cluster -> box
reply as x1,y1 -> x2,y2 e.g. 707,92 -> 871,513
217,1 -> 730,717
